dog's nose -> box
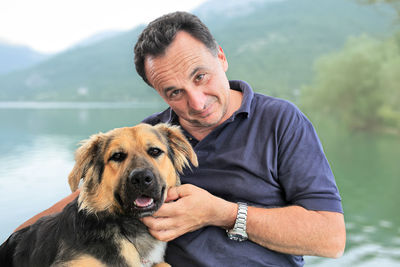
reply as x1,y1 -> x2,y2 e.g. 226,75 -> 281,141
129,169 -> 155,188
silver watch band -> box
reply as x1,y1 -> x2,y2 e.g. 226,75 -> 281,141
234,202 -> 248,231
226,202 -> 248,241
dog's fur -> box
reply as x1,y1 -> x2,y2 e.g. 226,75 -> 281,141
0,123 -> 197,267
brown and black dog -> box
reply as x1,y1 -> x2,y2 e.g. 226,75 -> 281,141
0,123 -> 198,267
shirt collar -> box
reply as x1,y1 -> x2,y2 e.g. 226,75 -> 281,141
229,80 -> 254,119
167,109 -> 180,125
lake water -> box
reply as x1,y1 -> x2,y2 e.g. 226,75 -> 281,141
0,103 -> 399,266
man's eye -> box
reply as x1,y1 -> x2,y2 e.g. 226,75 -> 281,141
169,89 -> 182,98
109,152 -> 127,162
195,74 -> 205,82
148,147 -> 164,158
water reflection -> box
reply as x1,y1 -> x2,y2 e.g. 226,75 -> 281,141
0,135 -> 74,240
306,119 -> 400,266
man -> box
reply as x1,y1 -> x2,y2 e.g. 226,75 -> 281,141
14,11 -> 345,267
134,11 -> 345,266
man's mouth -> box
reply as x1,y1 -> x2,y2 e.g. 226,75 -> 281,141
190,99 -> 216,118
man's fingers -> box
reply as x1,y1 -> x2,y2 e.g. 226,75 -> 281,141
142,213 -> 178,231
175,184 -> 198,197
165,184 -> 203,203
148,228 -> 179,242
165,186 -> 179,202
142,216 -> 182,242
151,200 -> 180,217
141,184 -> 211,242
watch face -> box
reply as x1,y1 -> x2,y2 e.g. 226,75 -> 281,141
228,232 -> 247,242
230,234 -> 245,242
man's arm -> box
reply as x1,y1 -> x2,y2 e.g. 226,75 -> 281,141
246,205 -> 345,258
142,184 -> 346,258
14,190 -> 80,232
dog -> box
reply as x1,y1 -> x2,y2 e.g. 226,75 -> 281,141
0,123 -> 198,267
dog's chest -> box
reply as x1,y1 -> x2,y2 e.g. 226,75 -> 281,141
120,237 -> 166,267
140,241 -> 167,267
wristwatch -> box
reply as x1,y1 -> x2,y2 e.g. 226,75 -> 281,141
226,202 -> 248,241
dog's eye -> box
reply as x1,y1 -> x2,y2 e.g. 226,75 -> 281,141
109,152 -> 127,162
148,147 -> 163,158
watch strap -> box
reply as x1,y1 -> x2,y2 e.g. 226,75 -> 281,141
234,202 -> 248,232
227,202 -> 248,241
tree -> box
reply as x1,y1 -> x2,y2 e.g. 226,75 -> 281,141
357,0 -> 400,18
301,33 -> 400,133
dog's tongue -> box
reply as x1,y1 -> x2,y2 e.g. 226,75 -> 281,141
134,196 -> 154,208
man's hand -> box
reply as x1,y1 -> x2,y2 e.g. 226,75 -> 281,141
141,184 -> 237,242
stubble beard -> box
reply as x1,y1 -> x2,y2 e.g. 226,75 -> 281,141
184,101 -> 228,129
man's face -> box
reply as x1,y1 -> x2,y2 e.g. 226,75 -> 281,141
144,31 -> 231,130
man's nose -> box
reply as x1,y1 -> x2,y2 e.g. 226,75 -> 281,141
187,89 -> 207,111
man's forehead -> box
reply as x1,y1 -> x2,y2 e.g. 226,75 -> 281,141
144,53 -> 205,92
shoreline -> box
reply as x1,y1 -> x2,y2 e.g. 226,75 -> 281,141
0,101 -> 165,109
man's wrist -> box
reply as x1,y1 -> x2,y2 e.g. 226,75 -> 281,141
210,198 -> 237,229
224,201 -> 239,229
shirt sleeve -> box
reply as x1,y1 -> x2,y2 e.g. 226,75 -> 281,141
276,103 -> 343,213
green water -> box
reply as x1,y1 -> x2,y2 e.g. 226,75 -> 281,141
0,104 -> 399,266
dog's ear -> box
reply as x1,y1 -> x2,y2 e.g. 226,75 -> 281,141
155,123 -> 198,173
68,133 -> 104,192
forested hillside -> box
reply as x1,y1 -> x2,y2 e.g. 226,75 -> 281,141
301,0 -> 400,133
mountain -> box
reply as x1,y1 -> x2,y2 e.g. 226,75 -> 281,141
0,0 -> 398,102
195,0 -> 284,20
0,42 -> 49,74
71,30 -> 123,49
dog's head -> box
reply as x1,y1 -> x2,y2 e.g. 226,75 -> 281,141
68,123 -> 198,217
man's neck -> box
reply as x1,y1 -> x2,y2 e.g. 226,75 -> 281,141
181,123 -> 216,141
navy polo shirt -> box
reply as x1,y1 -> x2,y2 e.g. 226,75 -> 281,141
142,80 -> 342,267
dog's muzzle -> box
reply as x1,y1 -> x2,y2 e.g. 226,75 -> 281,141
129,169 -> 156,208
118,167 -> 166,217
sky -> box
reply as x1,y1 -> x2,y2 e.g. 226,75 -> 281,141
0,0 -> 208,54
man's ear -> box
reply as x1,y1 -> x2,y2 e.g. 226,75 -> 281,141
68,133 -> 103,192
217,45 -> 228,72
155,123 -> 198,173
